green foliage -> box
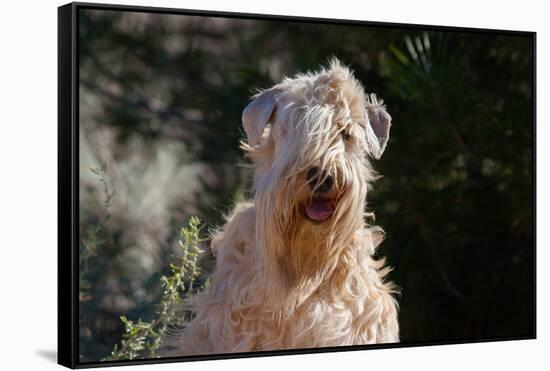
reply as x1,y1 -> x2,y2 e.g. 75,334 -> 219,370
104,217 -> 206,361
373,31 -> 533,340
79,165 -> 116,361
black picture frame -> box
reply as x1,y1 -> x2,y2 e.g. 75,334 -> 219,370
58,2 -> 537,369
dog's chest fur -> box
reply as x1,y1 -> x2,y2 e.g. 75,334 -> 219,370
177,203 -> 398,354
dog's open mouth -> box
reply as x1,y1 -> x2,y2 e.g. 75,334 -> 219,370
304,197 -> 336,222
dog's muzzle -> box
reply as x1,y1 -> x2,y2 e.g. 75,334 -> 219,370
304,167 -> 336,222
306,167 -> 334,193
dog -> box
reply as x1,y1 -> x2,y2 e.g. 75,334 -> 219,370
167,58 -> 399,355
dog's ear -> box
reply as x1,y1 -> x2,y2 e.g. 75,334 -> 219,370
365,95 -> 392,159
242,88 -> 279,146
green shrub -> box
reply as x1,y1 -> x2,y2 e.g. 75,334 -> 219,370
104,216 -> 207,361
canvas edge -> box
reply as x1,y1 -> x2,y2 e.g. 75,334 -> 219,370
58,3 -> 79,369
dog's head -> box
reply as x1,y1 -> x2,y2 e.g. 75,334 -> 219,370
241,59 -> 392,289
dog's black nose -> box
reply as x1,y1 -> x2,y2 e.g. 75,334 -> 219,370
307,167 -> 334,193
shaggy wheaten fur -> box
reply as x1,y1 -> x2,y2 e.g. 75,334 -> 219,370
167,59 -> 399,355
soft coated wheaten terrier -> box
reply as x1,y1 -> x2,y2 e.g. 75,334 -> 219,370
168,59 -> 399,356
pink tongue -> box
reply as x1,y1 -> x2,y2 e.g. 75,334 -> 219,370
305,199 -> 334,222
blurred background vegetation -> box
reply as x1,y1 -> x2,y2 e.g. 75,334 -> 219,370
78,8 -> 534,363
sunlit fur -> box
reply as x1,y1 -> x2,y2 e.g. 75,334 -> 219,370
166,59 -> 399,356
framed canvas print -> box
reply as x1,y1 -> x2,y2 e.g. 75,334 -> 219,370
58,2 -> 536,368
